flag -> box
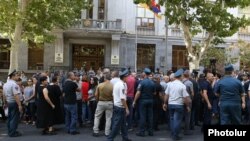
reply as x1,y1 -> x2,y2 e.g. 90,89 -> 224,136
139,0 -> 162,19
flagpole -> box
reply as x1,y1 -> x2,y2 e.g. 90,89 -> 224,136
135,4 -> 138,73
165,3 -> 169,75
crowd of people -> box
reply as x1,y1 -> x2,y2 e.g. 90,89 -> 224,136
0,64 -> 249,141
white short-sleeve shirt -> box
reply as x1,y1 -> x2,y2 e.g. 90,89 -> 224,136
113,79 -> 127,108
3,79 -> 20,103
165,80 -> 189,105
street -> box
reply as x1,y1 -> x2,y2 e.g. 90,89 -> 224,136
0,121 -> 203,141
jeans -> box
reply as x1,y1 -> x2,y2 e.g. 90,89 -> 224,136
202,102 -> 212,132
153,98 -> 161,129
184,103 -> 192,132
220,102 -> 241,125
89,100 -> 97,124
82,102 -> 88,123
139,99 -> 153,134
126,97 -> 133,129
168,104 -> 184,140
7,102 -> 20,136
247,98 -> 250,124
190,101 -> 196,128
76,100 -> 83,125
64,104 -> 77,133
0,106 -> 6,120
107,106 -> 128,141
28,102 -> 36,122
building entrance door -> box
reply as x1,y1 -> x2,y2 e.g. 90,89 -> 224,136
72,44 -> 104,71
172,45 -> 188,71
137,44 -> 155,72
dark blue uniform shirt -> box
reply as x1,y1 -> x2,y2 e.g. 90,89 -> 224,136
215,76 -> 244,103
137,78 -> 156,100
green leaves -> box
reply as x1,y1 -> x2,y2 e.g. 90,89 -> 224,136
200,46 -> 227,67
237,40 -> 250,69
0,0 -> 87,43
162,0 -> 250,41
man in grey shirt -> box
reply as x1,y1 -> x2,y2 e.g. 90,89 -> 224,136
182,70 -> 194,135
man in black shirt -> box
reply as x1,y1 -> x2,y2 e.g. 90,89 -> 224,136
200,73 -> 214,130
63,72 -> 80,135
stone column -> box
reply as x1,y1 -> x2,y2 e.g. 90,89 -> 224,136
54,29 -> 64,64
111,34 -> 121,66
166,43 -> 173,70
93,0 -> 98,19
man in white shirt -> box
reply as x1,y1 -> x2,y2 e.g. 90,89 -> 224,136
110,70 -> 120,85
163,69 -> 191,141
107,68 -> 131,141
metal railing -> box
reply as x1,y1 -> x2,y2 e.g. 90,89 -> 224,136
71,19 -> 122,30
136,27 -> 155,36
168,27 -> 183,37
238,32 -> 250,41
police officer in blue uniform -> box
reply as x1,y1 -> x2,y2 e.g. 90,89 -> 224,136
133,68 -> 156,137
3,70 -> 23,137
215,64 -> 246,125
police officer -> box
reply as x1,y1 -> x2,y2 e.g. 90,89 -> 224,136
107,68 -> 131,141
215,64 -> 246,125
3,70 -> 23,137
163,69 -> 191,141
133,68 -> 156,137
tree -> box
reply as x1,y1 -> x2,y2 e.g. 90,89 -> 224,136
200,45 -> 226,68
232,40 -> 250,70
0,0 -> 91,73
134,0 -> 250,71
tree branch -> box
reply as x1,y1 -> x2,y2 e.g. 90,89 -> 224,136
199,32 -> 214,59
180,20 -> 193,54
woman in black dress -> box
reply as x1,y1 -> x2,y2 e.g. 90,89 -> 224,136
36,76 -> 56,135
47,76 -> 64,125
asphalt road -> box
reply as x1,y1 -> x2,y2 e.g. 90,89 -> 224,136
0,121 -> 203,141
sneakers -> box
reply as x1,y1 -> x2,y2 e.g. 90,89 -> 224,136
136,132 -> 145,137
148,132 -> 154,136
9,131 -> 22,137
122,138 -> 132,141
172,136 -> 182,141
42,130 -> 57,135
128,128 -> 133,132
92,132 -> 104,137
70,131 -> 80,135
183,131 -> 193,135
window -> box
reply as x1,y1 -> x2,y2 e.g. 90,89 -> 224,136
136,6 -> 155,28
87,0 -> 93,19
172,45 -> 188,71
28,41 -> 44,70
98,0 -> 105,19
0,39 -> 10,69
72,44 -> 104,71
137,44 -> 155,72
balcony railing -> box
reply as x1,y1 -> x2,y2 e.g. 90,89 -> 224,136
168,27 -> 183,37
238,32 -> 250,41
136,27 -> 155,36
71,19 -> 122,31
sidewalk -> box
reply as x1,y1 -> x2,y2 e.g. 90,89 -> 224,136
0,121 -> 203,141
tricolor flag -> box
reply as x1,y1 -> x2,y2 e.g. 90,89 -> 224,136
139,0 -> 162,19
